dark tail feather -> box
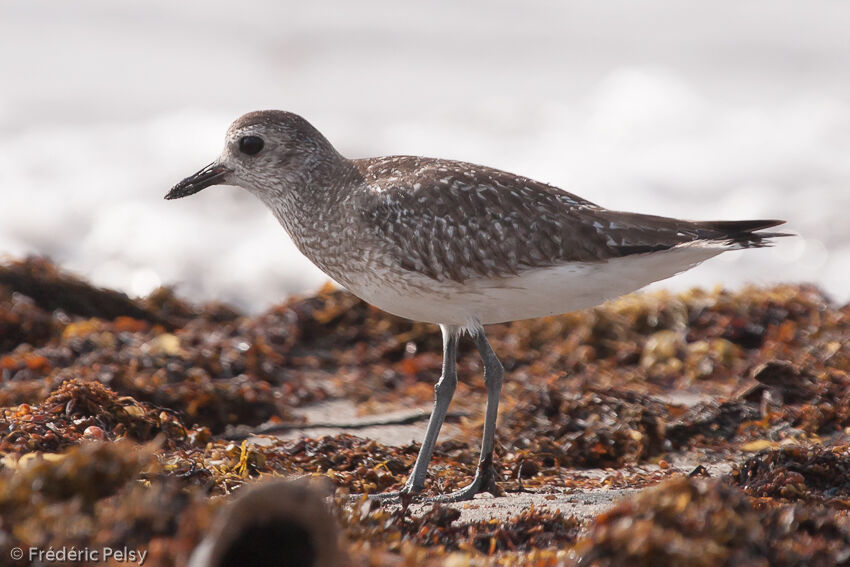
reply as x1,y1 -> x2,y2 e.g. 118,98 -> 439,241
695,219 -> 792,248
700,219 -> 785,232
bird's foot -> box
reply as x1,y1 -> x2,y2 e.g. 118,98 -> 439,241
367,461 -> 503,504
367,480 -> 424,504
431,464 -> 503,503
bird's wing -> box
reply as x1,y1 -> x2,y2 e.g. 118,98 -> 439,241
357,156 -> 785,282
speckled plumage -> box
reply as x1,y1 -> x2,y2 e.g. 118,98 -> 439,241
168,109 -> 788,501
168,109 -> 786,328
354,155 -> 784,283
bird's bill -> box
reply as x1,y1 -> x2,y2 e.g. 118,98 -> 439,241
165,162 -> 232,200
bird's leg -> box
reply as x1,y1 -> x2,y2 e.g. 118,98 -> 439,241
434,329 -> 504,502
373,325 -> 459,500
402,325 -> 460,493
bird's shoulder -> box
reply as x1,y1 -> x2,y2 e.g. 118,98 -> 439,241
353,155 -> 597,212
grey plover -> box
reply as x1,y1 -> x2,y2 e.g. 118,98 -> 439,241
167,110 -> 788,501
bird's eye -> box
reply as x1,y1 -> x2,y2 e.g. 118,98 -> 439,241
238,135 -> 264,156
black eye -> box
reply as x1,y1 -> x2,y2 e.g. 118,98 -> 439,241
238,135 -> 264,155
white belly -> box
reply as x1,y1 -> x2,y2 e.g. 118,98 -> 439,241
344,246 -> 723,329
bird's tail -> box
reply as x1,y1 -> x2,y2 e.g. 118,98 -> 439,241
694,219 -> 792,248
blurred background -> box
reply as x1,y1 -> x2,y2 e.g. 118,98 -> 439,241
1,0 -> 847,312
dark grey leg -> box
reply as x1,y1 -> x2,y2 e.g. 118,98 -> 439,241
400,324 -> 460,493
373,325 -> 459,501
435,328 -> 504,502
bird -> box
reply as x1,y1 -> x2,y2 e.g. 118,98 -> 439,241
166,110 -> 788,501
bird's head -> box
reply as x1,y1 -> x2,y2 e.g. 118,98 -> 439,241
166,110 -> 343,202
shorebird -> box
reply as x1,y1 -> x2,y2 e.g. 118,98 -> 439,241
167,110 -> 787,501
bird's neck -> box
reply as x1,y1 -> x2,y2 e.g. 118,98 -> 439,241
263,157 -> 363,271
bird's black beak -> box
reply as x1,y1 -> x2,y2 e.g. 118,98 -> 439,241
165,162 -> 232,200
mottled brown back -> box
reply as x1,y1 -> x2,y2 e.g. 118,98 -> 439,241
356,156 -> 786,282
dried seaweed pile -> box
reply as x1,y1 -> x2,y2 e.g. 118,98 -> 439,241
576,475 -> 850,566
1,256 -> 850,565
